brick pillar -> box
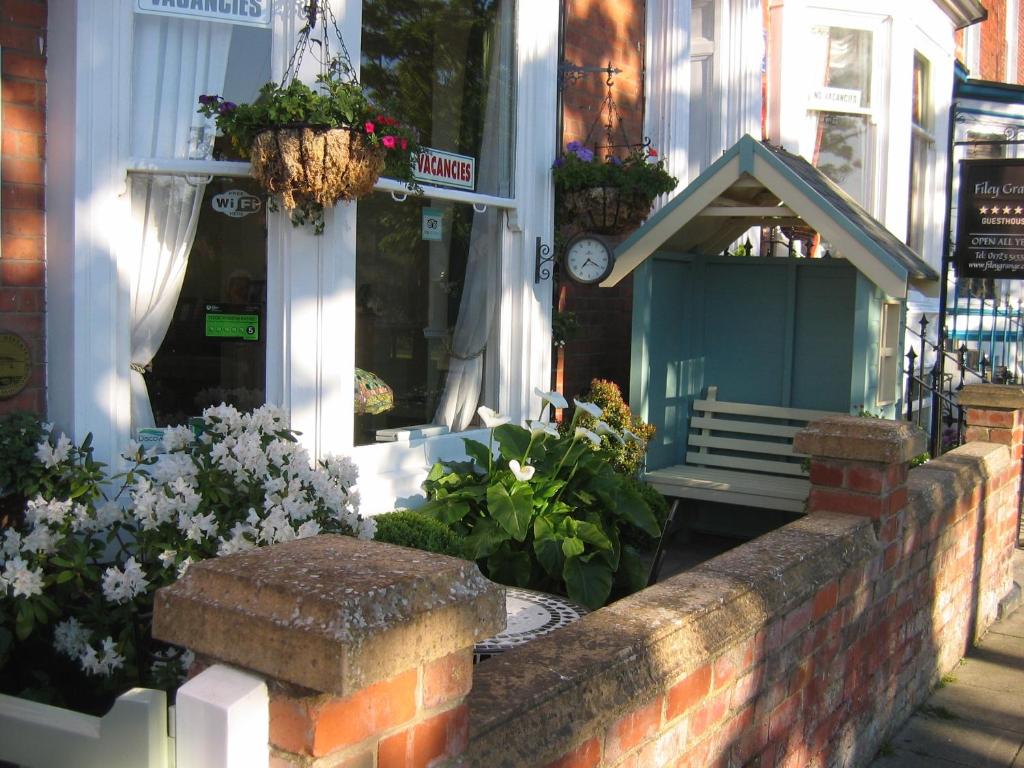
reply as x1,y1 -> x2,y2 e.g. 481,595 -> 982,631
959,384 -> 1024,545
794,417 -> 927,546
153,535 -> 505,767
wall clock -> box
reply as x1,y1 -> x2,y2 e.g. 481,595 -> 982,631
563,234 -> 614,285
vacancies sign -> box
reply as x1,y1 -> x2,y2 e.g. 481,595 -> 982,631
955,159 -> 1024,279
136,0 -> 271,28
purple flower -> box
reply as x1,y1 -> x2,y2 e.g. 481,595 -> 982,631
575,147 -> 594,162
218,101 -> 237,114
553,157 -> 566,168
610,156 -> 623,166
566,140 -> 583,152
198,94 -> 215,106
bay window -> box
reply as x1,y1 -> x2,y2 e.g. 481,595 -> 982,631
48,0 -> 556,507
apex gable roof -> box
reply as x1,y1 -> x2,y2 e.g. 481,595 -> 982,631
603,135 -> 940,299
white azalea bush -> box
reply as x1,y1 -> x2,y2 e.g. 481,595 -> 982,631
419,391 -> 661,609
0,404 -> 362,713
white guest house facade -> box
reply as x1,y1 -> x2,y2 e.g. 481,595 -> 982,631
41,0 -> 988,513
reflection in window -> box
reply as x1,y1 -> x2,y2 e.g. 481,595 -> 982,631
354,196 -> 499,445
146,178 -> 268,427
360,0 -> 516,197
807,26 -> 873,207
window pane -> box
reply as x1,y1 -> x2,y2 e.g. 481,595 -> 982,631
360,0 -> 516,197
354,194 -> 499,445
911,54 -> 930,130
812,112 -> 871,205
131,14 -> 271,160
907,132 -> 932,253
147,178 -> 268,426
809,26 -> 872,110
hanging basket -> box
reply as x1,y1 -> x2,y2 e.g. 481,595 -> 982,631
250,126 -> 386,211
559,186 -> 654,235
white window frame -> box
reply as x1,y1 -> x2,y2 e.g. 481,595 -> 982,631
47,1 -> 557,513
877,301 -> 901,405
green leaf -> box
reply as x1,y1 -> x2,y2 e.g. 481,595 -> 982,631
55,570 -> 76,584
532,516 -> 564,578
463,517 -> 510,560
561,536 -> 585,558
429,500 -> 471,525
563,556 -> 613,610
15,604 -> 34,641
492,424 -> 531,462
615,545 -> 650,593
575,520 -> 613,550
487,483 -> 533,542
462,438 -> 491,468
614,484 -> 662,538
486,548 -> 532,588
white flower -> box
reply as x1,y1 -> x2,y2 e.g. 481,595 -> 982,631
2,530 -> 23,560
528,421 -> 560,438
2,557 -> 44,598
179,511 -> 219,543
622,427 -> 644,445
295,520 -> 322,539
573,399 -> 603,420
534,387 -> 569,410
34,434 -> 72,468
53,617 -> 91,659
161,425 -> 195,452
509,459 -> 536,482
79,637 -> 125,677
24,496 -> 73,527
21,526 -> 58,555
120,440 -> 147,463
101,557 -> 150,604
158,549 -> 178,569
595,420 -> 624,444
575,427 -> 601,447
357,515 -> 377,540
477,405 -> 510,429
177,557 -> 193,578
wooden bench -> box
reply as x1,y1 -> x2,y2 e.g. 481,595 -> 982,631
645,386 -> 844,514
644,387 -> 844,584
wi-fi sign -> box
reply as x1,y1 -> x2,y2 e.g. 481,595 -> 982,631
212,190 -> 263,218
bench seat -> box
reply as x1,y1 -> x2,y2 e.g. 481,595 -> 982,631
645,465 -> 810,513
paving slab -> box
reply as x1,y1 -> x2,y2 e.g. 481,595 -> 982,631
928,683 -> 1024,735
887,714 -> 1022,767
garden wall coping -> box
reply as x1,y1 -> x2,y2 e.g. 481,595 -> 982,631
958,384 -> 1024,410
464,512 -> 878,767
794,415 -> 927,464
152,535 -> 505,696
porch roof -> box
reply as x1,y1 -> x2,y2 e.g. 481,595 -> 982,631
603,135 -> 940,299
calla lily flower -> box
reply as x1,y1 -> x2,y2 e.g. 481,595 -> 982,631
574,399 -> 603,420
509,459 -> 536,482
529,420 -> 560,438
595,421 -> 624,444
622,427 -> 643,445
534,387 -> 569,410
575,427 -> 601,447
477,406 -> 510,429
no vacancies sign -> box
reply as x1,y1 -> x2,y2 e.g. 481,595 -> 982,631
413,148 -> 476,191
955,159 -> 1024,279
136,0 -> 271,28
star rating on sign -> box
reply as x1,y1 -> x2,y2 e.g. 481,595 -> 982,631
1017,207 -> 1023,215
980,206 -> 989,214
1005,206 -> 1014,214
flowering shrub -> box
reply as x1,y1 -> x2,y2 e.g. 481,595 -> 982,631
563,379 -> 656,476
551,141 -> 678,202
419,391 -> 661,609
0,405 -> 362,713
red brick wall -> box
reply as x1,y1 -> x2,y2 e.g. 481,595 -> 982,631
557,0 -> 645,403
980,0 -> 1008,81
0,0 -> 45,415
465,416 -> 1020,767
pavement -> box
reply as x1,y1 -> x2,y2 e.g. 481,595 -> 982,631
870,547 -> 1024,768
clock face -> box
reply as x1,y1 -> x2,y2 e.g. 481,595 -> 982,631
564,236 -> 613,284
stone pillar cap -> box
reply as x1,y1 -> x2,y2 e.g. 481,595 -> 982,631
957,384 -> 1024,410
794,416 -> 927,464
153,535 -> 505,696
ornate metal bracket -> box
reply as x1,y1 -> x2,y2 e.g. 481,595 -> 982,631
535,237 -> 555,284
558,61 -> 621,90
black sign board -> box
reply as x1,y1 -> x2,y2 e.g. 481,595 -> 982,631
955,159 -> 1024,279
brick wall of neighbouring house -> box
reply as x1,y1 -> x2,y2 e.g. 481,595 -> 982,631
980,0 -> 1009,81
463,415 -> 1020,767
557,0 -> 645,403
0,0 -> 46,415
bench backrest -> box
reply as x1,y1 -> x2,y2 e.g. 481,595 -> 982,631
687,386 -> 843,477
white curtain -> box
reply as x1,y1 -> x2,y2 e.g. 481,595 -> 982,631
433,0 -> 514,431
128,17 -> 231,430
